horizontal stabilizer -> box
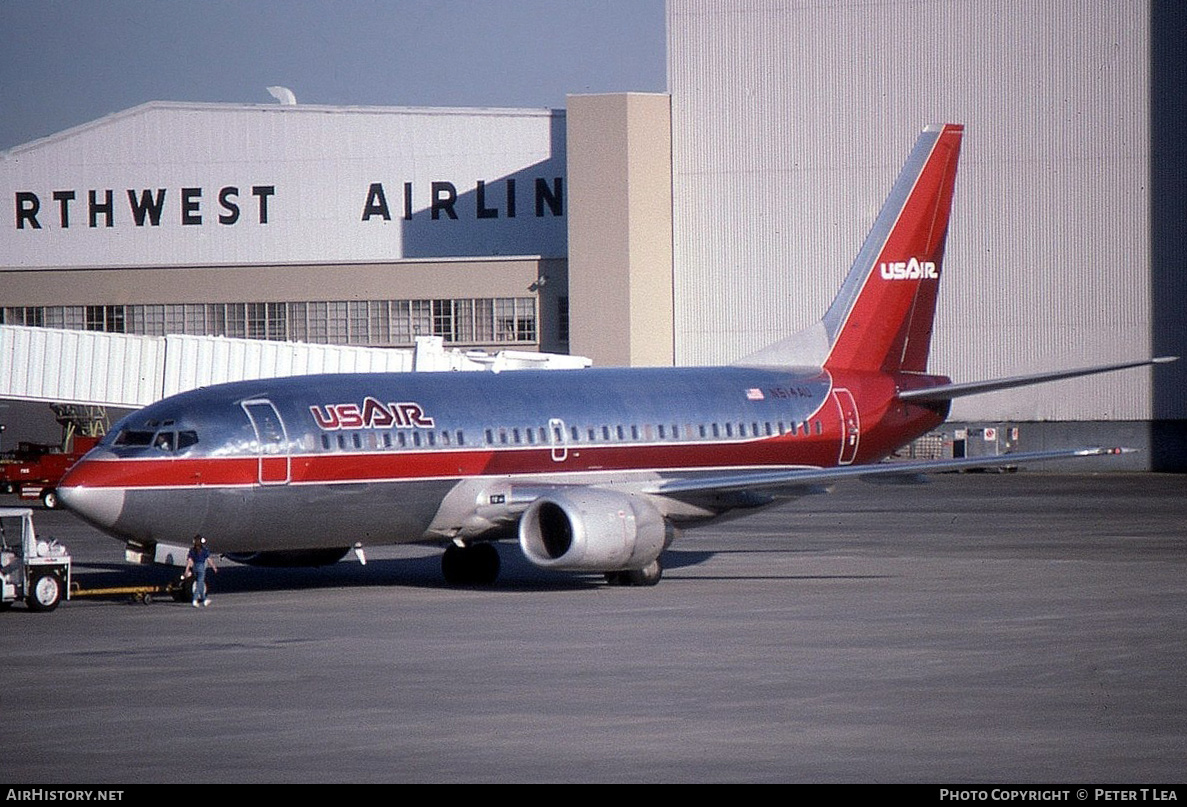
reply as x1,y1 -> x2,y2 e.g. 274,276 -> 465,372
897,357 -> 1178,404
645,447 -> 1133,498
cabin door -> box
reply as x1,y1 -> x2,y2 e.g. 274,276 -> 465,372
548,418 -> 569,462
242,399 -> 291,485
832,388 -> 860,466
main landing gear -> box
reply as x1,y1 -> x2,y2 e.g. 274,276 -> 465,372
605,558 -> 663,587
441,542 -> 500,586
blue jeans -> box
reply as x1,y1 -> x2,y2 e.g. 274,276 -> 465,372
193,566 -> 207,601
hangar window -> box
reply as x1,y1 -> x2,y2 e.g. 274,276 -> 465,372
1,307 -> 44,327
85,305 -> 125,333
12,296 -> 539,351
432,300 -> 455,342
410,300 -> 433,341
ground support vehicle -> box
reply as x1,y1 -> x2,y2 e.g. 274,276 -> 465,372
0,435 -> 101,508
0,507 -> 71,611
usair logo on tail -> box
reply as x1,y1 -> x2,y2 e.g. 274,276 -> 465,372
879,257 -> 938,280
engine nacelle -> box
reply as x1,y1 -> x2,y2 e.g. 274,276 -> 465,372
518,489 -> 671,572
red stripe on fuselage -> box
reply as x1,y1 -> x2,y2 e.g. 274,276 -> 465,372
61,432 -> 846,491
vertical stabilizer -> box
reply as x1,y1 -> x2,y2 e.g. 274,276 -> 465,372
737,124 -> 963,372
822,124 -> 963,373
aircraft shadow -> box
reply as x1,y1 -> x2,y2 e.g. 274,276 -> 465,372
65,544 -> 891,601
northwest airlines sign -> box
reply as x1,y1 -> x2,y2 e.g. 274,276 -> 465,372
8,174 -> 566,265
13,178 -> 564,230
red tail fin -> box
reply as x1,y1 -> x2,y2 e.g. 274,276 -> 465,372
822,124 -> 963,374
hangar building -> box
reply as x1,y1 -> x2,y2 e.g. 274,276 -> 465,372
665,0 -> 1186,469
2,0 -> 1184,468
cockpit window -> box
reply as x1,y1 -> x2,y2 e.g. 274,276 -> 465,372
114,428 -> 198,452
114,430 -> 155,447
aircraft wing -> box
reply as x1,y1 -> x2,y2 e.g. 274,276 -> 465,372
898,357 -> 1177,403
642,446 -> 1130,498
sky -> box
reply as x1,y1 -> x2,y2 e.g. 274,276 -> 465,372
0,0 -> 667,151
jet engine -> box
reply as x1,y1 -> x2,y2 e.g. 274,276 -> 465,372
518,488 -> 671,572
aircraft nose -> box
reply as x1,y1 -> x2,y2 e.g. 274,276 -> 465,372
57,462 -> 126,530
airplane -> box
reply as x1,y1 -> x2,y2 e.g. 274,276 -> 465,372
56,123 -> 1175,587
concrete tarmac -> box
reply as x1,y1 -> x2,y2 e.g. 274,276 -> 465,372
3,473 -> 1185,783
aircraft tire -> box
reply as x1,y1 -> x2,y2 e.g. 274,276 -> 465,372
41,489 -> 58,510
610,559 -> 663,587
469,543 -> 500,585
442,543 -> 500,586
26,571 -> 63,612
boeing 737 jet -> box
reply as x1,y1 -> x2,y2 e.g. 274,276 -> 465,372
57,124 -> 1173,587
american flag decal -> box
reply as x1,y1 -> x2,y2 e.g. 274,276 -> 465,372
745,388 -> 764,401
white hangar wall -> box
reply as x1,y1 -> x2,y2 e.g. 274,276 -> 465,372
667,0 -> 1187,425
4,102 -> 567,268
1,102 -> 571,356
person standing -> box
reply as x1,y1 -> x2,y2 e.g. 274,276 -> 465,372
184,535 -> 218,607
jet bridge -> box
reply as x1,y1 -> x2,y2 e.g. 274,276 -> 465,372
0,326 -> 590,409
